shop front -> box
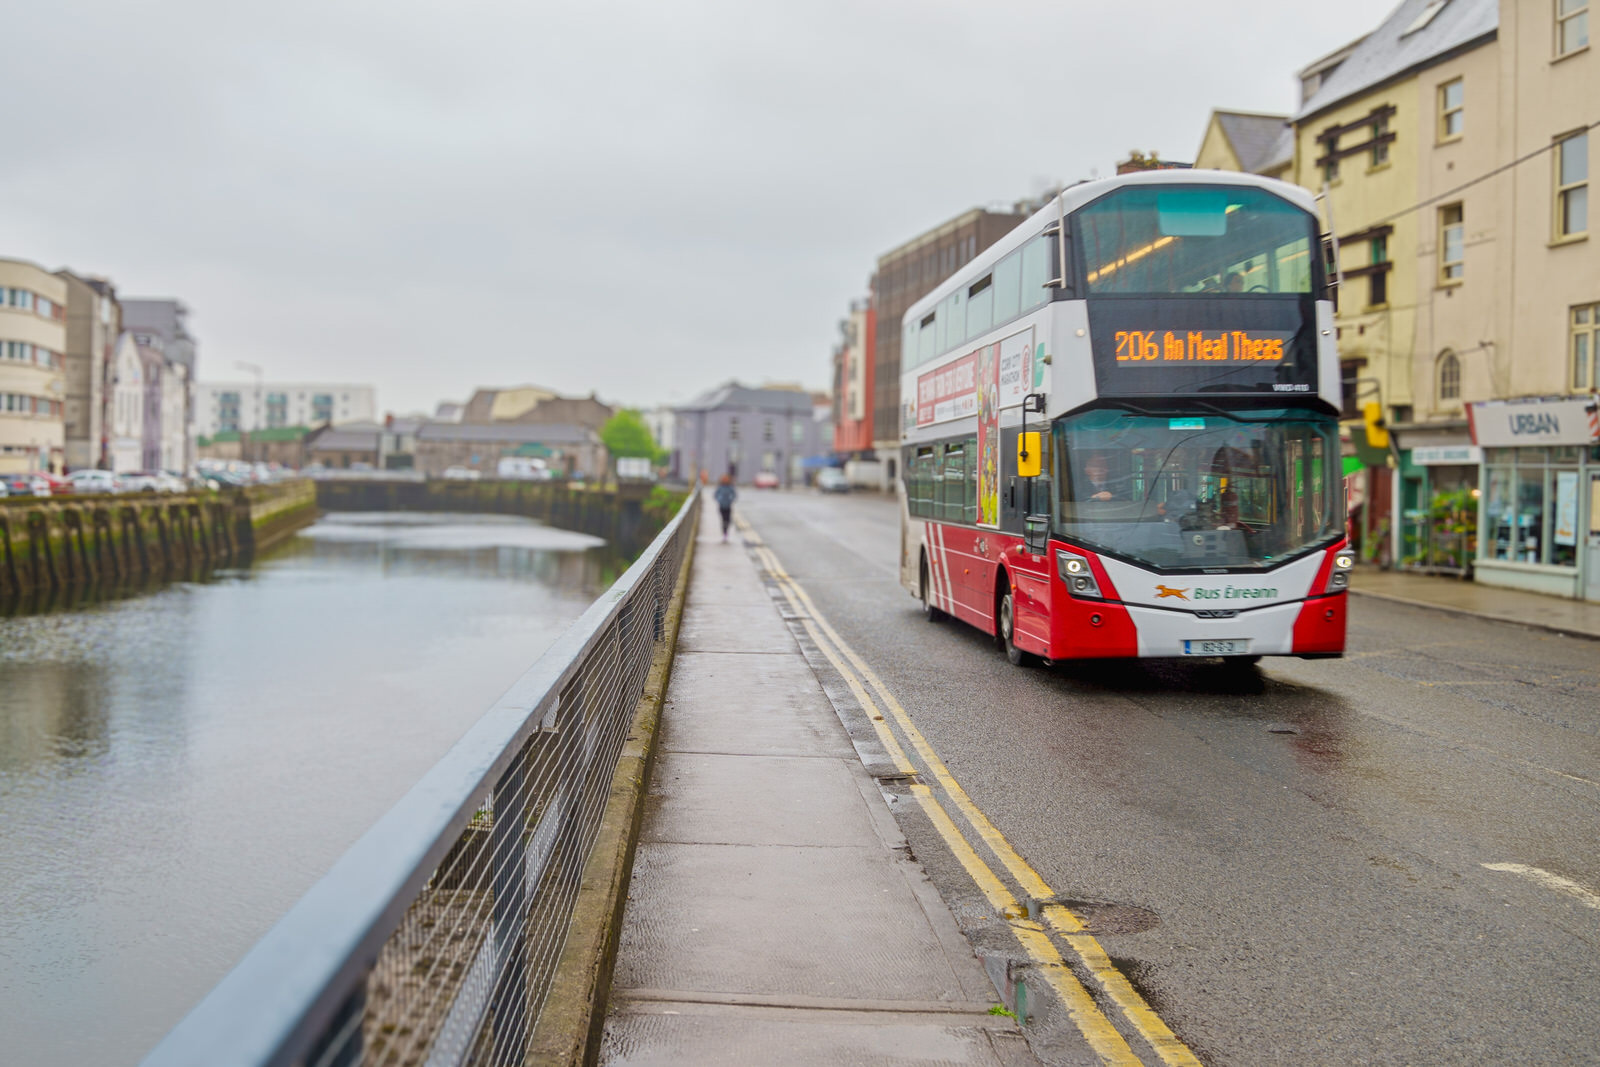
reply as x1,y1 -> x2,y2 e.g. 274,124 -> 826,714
1395,428 -> 1479,574
1469,397 -> 1600,600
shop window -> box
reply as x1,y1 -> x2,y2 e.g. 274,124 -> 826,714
1555,130 -> 1588,239
1438,79 -> 1464,141
1438,350 -> 1461,402
1483,448 -> 1580,567
1573,302 -> 1599,389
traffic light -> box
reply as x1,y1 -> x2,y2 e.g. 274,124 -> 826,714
1362,401 -> 1389,450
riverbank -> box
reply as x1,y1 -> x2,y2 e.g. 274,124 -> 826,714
0,480 -> 318,610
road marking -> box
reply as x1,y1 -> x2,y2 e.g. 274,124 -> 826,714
912,784 -> 1140,1066
1482,863 -> 1600,910
741,518 -> 1201,1066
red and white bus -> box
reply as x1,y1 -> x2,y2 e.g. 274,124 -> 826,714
899,170 -> 1350,665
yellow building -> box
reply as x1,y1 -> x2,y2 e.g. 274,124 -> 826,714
0,258 -> 68,475
1471,0 -> 1599,600
1193,110 -> 1293,179
1290,0 -> 1497,564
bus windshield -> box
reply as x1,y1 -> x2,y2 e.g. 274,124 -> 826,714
1078,186 -> 1318,296
1053,408 -> 1343,571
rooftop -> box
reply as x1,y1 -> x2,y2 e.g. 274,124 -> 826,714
1296,0 -> 1496,121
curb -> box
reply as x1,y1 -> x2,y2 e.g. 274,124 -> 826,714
525,521 -> 698,1066
1349,588 -> 1600,643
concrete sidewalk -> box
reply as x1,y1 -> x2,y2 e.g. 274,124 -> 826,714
1351,567 -> 1600,640
600,496 -> 1034,1066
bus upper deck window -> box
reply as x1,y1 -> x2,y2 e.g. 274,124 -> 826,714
1157,190 -> 1229,236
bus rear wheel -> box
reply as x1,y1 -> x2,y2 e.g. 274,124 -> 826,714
920,557 -> 944,622
999,589 -> 1035,667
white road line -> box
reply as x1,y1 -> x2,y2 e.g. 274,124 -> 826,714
1481,863 -> 1600,910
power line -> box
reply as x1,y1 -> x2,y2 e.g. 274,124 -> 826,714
1366,117 -> 1600,229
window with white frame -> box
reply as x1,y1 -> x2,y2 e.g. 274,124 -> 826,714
1557,0 -> 1589,56
1440,204 -> 1465,282
1438,79 -> 1464,140
1555,130 -> 1589,239
1571,302 -> 1600,390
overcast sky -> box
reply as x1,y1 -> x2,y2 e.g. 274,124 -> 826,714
5,0 -> 1400,416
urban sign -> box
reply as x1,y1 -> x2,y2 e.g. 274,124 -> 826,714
1468,398 -> 1600,448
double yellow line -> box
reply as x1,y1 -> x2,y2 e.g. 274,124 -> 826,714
738,517 -> 1199,1067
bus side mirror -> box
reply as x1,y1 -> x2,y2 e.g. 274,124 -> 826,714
1016,432 -> 1041,478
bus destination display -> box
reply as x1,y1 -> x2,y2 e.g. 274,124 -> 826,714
1087,298 -> 1320,399
1114,329 -> 1290,364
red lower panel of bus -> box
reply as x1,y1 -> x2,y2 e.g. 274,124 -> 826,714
1291,594 -> 1346,653
1044,542 -> 1137,659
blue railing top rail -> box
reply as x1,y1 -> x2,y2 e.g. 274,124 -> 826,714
141,490 -> 698,1067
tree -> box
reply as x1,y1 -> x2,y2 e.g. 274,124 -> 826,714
600,410 -> 658,459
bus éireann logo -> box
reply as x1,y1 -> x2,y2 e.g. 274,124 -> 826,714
1155,584 -> 1189,600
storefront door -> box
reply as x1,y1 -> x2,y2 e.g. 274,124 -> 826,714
1587,472 -> 1600,602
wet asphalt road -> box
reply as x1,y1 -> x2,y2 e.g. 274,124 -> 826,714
734,488 -> 1600,1066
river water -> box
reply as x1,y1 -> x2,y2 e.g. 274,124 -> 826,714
0,512 -> 626,1065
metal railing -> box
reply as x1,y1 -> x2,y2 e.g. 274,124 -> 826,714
144,491 -> 700,1067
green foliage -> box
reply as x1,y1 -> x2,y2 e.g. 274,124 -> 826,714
987,1004 -> 1017,1018
601,410 -> 659,460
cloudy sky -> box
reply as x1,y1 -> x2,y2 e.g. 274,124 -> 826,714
6,0 -> 1400,415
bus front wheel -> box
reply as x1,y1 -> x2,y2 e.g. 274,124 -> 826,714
999,589 -> 1034,667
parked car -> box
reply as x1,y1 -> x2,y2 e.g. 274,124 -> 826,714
66,469 -> 120,495
37,473 -> 74,495
0,480 -> 8,498
441,466 -> 482,481
753,471 -> 780,489
2,474 -> 51,497
815,469 -> 850,493
120,472 -> 161,493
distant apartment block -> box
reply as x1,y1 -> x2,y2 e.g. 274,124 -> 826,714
0,258 -> 68,474
195,381 -> 377,436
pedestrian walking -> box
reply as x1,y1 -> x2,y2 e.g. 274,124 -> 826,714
714,475 -> 737,542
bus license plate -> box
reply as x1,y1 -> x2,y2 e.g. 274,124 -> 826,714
1184,639 -> 1250,656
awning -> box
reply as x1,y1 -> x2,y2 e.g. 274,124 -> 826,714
1342,456 -> 1365,478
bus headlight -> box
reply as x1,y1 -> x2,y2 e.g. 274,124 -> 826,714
1326,549 -> 1354,593
1057,550 -> 1102,599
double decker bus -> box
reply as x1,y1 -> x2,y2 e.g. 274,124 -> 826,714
899,170 -> 1350,665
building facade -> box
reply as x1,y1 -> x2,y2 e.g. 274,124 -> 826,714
108,333 -> 144,474
1290,0 -> 1498,563
121,298 -> 196,471
831,297 -> 876,484
0,258 -> 67,474
869,206 -> 1031,481
194,381 -> 377,437
56,273 -> 119,471
413,422 -> 605,480
1468,0 -> 1598,599
673,382 -> 828,488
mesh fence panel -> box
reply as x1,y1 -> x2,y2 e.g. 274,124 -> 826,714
149,492 -> 699,1067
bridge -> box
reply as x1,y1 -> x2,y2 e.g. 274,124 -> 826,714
134,489 -> 1600,1066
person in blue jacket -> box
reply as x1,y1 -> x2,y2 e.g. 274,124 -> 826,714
714,474 -> 737,542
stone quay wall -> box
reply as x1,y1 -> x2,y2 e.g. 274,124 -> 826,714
313,479 -> 687,554
0,479 -> 318,605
